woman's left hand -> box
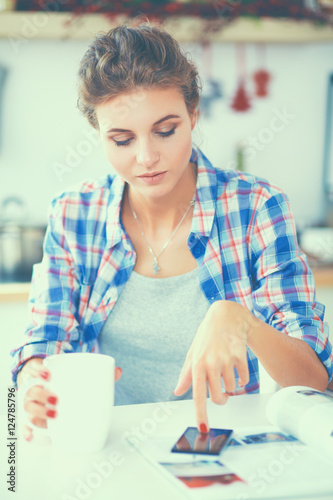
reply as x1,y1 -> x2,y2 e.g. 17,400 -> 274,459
173,300 -> 256,433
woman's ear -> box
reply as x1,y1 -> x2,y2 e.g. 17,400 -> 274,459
190,109 -> 197,131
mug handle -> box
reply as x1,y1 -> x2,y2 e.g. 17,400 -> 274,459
18,377 -> 51,434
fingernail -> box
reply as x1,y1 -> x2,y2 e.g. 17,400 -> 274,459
46,409 -> 57,418
24,429 -> 33,442
173,384 -> 179,395
199,423 -> 208,433
47,396 -> 58,405
40,370 -> 50,380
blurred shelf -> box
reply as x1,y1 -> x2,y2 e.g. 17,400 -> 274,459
0,282 -> 30,302
1,12 -> 333,42
311,265 -> 333,288
0,265 -> 332,303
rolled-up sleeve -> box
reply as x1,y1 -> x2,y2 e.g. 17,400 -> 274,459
10,196 -> 83,386
248,190 -> 333,382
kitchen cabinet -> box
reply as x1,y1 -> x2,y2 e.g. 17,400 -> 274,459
1,12 -> 333,42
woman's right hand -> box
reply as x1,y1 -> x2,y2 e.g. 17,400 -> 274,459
17,357 -> 57,441
17,357 -> 122,442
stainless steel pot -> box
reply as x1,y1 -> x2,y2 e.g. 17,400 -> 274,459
0,224 -> 21,278
0,197 -> 46,282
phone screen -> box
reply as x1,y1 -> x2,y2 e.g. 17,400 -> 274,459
171,427 -> 233,455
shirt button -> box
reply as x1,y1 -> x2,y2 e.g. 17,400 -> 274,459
193,246 -> 204,258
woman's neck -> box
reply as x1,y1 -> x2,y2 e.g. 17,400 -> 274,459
126,162 -> 197,235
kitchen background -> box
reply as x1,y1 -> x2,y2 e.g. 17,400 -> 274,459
0,37 -> 333,228
1,0 -> 333,407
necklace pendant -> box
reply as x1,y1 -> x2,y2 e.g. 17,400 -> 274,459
128,188 -> 196,278
153,259 -> 160,275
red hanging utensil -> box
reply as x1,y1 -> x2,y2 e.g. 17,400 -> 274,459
231,43 -> 251,112
253,44 -> 271,98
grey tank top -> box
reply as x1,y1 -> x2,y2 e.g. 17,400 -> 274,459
98,266 -> 211,406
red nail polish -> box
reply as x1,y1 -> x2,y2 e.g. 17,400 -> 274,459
199,423 -> 208,433
46,409 -> 57,418
24,429 -> 33,442
40,370 -> 50,380
47,396 -> 58,405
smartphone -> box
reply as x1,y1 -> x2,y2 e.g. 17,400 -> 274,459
171,427 -> 233,456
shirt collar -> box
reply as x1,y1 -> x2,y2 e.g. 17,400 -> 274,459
190,147 -> 217,237
106,174 -> 126,249
105,146 -> 218,248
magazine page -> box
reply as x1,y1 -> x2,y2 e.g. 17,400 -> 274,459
125,432 -> 249,500
125,424 -> 333,499
266,385 -> 333,460
221,426 -> 333,498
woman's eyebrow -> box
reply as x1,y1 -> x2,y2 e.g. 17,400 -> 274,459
106,114 -> 181,134
154,114 -> 181,126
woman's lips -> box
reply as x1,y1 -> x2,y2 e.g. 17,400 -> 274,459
137,171 -> 167,185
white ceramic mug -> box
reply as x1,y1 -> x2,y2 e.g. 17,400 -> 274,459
19,353 -> 115,454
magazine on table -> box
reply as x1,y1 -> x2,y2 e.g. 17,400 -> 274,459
125,386 -> 333,499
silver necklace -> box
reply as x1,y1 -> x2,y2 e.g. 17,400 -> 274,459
128,191 -> 196,275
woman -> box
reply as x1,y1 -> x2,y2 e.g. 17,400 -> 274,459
11,24 -> 332,442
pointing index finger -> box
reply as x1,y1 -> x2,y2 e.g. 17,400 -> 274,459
192,364 -> 209,433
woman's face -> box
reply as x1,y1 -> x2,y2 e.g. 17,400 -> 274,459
96,87 -> 197,200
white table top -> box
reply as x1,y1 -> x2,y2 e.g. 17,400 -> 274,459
0,393 -> 332,500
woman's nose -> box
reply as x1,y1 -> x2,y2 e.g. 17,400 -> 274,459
136,139 -> 159,168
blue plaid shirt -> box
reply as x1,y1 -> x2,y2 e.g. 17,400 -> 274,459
10,147 -> 333,389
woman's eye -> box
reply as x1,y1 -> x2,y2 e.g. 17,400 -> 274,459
111,127 -> 175,147
158,127 -> 176,138
113,138 -> 133,147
